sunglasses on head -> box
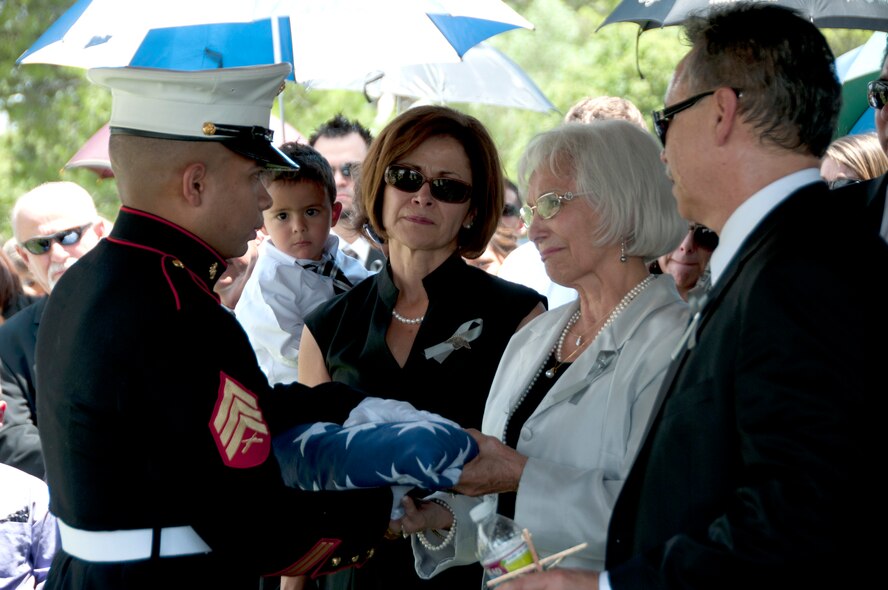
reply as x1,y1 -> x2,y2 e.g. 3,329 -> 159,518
333,162 -> 359,178
519,191 -> 583,227
20,222 -> 93,255
690,223 -> 719,251
383,164 -> 472,204
867,80 -> 888,110
653,88 -> 742,146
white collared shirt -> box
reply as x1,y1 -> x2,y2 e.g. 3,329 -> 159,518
709,168 -> 822,286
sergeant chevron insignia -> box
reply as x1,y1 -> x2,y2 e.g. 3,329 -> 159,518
210,372 -> 270,468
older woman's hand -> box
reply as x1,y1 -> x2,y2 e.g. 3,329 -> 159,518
394,496 -> 454,535
454,429 -> 528,497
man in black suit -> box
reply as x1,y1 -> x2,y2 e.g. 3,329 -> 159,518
500,4 -> 886,590
0,182 -> 108,478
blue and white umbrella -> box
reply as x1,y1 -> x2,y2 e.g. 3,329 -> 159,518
16,0 -> 534,83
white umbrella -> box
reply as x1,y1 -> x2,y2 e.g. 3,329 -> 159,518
17,0 -> 534,82
305,43 -> 556,113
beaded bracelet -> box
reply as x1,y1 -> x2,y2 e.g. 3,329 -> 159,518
415,499 -> 456,551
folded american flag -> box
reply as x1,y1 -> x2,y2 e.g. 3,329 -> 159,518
272,398 -> 478,516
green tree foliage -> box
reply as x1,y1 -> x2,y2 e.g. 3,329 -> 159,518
0,0 -> 873,239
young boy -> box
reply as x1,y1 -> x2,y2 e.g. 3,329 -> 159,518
235,142 -> 370,385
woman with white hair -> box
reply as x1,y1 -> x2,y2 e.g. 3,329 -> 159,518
399,119 -> 689,577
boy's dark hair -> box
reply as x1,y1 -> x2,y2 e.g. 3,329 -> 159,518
308,114 -> 373,147
265,142 -> 336,204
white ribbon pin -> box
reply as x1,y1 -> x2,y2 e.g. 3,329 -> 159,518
423,318 -> 483,364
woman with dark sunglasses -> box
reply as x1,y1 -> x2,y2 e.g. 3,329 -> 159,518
297,106 -> 546,590
649,224 -> 719,301
399,120 -> 689,580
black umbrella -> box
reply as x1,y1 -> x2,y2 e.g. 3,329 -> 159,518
599,0 -> 888,32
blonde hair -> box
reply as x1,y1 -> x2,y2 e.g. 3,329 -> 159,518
824,133 -> 888,181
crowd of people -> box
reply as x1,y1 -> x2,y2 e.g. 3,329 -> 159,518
1,3 -> 886,590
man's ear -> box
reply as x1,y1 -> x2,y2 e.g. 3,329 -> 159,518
713,87 -> 740,146
331,201 -> 343,226
182,162 -> 208,206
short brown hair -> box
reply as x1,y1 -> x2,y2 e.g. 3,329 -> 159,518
358,105 -> 503,259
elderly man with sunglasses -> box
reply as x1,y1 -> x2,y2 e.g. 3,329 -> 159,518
499,4 -> 887,590
0,182 -> 107,480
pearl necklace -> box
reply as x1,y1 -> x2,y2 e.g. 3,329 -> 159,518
546,274 -> 655,378
500,274 -> 657,441
392,309 -> 425,325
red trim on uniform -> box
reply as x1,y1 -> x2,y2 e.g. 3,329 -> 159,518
120,207 -> 227,265
268,538 -> 341,577
106,237 -> 182,310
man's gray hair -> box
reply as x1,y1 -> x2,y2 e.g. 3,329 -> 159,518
681,3 -> 840,157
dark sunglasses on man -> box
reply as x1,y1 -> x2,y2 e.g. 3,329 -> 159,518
19,222 -> 94,255
383,164 -> 472,204
867,79 -> 888,110
333,162 -> 360,178
652,88 -> 743,146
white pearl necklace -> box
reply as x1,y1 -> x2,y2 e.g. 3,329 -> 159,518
392,309 -> 425,325
501,274 -> 657,440
546,274 -> 655,378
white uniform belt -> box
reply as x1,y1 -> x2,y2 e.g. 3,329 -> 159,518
58,518 -> 212,562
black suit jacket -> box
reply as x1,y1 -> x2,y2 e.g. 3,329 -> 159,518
0,296 -> 46,478
836,172 -> 887,238
606,181 -> 887,589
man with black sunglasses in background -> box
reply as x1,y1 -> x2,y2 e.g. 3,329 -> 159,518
310,114 -> 386,272
0,181 -> 107,479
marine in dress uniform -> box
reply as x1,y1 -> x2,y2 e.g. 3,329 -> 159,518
35,63 -> 392,589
